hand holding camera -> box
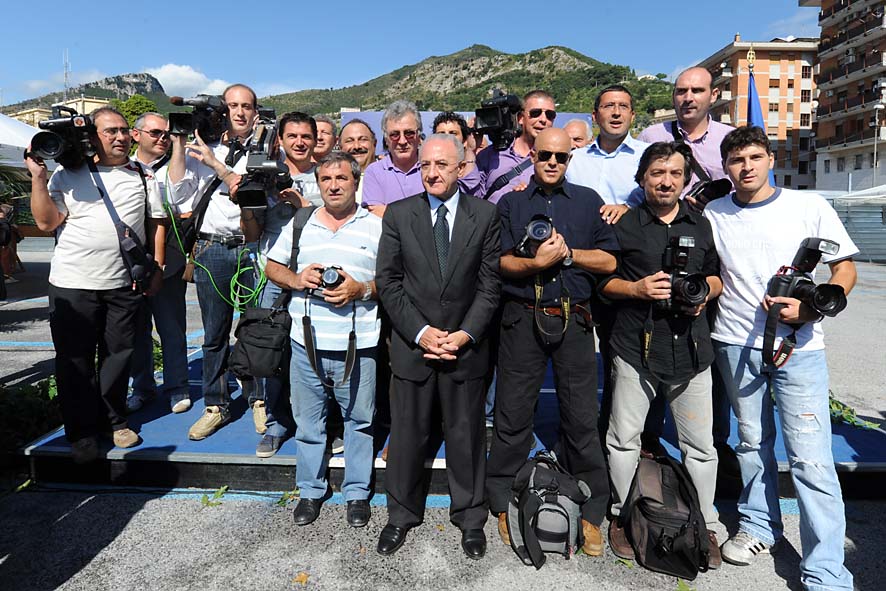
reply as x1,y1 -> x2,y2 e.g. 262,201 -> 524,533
764,237 -> 847,323
321,267 -> 365,308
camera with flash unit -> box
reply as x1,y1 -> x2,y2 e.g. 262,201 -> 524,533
766,237 -> 847,318
657,235 -> 711,312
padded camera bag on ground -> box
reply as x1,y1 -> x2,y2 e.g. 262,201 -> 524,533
229,205 -> 315,379
623,455 -> 709,580
506,450 -> 591,569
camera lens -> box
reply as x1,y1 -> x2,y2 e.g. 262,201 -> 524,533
810,284 -> 847,317
322,267 -> 343,288
31,131 -> 67,159
672,273 -> 710,306
527,218 -> 553,242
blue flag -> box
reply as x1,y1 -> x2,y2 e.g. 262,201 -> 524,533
747,68 -> 776,185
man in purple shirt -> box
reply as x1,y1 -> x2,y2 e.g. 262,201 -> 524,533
476,89 -> 556,204
638,67 -> 733,209
362,100 -> 424,218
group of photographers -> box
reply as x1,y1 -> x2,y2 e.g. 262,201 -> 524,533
24,69 -> 857,590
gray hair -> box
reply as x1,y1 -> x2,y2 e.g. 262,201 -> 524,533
313,114 -> 338,137
134,111 -> 167,130
381,100 -> 422,134
420,133 -> 465,162
315,150 -> 361,185
563,118 -> 592,138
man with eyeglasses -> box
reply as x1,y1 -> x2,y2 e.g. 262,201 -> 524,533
128,112 -> 193,415
486,127 -> 618,558
24,106 -> 167,463
475,89 -> 557,204
338,118 -> 377,204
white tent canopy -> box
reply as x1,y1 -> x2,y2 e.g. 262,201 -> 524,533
0,113 -> 39,168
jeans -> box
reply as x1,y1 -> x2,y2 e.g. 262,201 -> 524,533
131,272 -> 189,406
290,340 -> 376,501
193,239 -> 256,407
257,279 -> 296,438
714,342 -> 853,591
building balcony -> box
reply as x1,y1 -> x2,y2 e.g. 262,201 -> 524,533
816,125 -> 886,152
820,0 -> 880,28
819,52 -> 886,90
817,90 -> 883,120
819,14 -> 886,57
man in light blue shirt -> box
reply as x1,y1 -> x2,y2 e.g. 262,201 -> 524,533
566,85 -> 649,225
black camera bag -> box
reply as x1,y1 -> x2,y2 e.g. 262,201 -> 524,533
623,454 -> 710,580
230,205 -> 315,379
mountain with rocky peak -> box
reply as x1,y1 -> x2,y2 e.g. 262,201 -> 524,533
1,73 -> 166,114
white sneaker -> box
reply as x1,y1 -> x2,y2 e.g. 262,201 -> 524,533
171,397 -> 192,414
721,531 -> 772,566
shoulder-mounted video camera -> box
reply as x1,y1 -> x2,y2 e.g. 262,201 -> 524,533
656,235 -> 710,312
514,214 -> 553,258
236,108 -> 293,209
29,106 -> 96,169
168,95 -> 227,142
474,89 -> 522,151
766,237 -> 846,318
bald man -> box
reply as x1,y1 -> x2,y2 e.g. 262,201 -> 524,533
486,127 -> 619,557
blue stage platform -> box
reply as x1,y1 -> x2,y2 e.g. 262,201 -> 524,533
22,347 -> 886,496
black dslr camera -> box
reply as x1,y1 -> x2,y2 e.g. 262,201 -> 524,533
657,235 -> 710,311
320,266 -> 345,289
514,214 -> 554,258
766,237 -> 847,318
29,106 -> 96,168
686,178 -> 732,203
236,108 -> 293,209
474,88 -> 522,151
168,95 -> 227,142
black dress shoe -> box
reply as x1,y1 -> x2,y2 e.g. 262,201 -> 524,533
377,523 -> 409,556
346,499 -> 371,527
461,528 -> 487,559
291,498 -> 322,526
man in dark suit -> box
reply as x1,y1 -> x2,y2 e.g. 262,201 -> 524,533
375,133 -> 501,559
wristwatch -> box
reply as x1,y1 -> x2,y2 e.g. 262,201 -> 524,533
361,281 -> 372,302
563,248 -> 574,268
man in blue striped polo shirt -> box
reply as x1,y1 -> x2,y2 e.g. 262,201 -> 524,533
265,151 -> 382,528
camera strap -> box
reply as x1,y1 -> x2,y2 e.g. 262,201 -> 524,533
532,273 -> 570,336
669,122 -> 712,184
762,303 -> 798,368
302,298 -> 358,389
484,158 -> 531,200
641,305 -> 700,379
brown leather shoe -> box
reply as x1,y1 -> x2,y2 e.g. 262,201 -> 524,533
581,519 -> 603,556
498,512 -> 510,546
608,519 -> 633,560
707,530 -> 722,569
112,428 -> 140,448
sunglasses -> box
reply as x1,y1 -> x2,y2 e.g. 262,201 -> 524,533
537,150 -> 570,164
387,129 -> 418,141
137,128 -> 171,140
527,108 -> 557,121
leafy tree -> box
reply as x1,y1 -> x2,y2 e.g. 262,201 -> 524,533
110,94 -> 158,127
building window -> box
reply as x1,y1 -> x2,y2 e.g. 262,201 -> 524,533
788,79 -> 795,89
770,52 -> 781,61
802,66 -> 812,79
784,174 -> 792,186
824,159 -> 831,173
799,161 -> 809,174
769,78 -> 780,88
800,113 -> 811,126
769,103 -> 779,112
837,157 -> 845,172
855,154 -> 864,169
801,89 -> 811,102
787,103 -> 794,112
800,137 -> 810,151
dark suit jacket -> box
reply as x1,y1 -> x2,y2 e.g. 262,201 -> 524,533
376,192 -> 501,382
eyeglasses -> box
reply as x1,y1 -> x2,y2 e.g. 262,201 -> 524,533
387,129 -> 418,142
527,108 -> 557,121
99,127 -> 131,138
537,150 -> 570,164
137,128 -> 171,140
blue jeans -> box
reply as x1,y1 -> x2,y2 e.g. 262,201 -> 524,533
131,272 -> 189,405
194,239 -> 256,407
714,342 -> 853,591
290,340 -> 376,500
257,279 -> 296,438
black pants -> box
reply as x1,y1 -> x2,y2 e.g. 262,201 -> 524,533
386,372 -> 487,530
48,285 -> 142,442
486,300 -> 610,525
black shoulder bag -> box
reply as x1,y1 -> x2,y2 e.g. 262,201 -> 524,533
230,205 -> 316,379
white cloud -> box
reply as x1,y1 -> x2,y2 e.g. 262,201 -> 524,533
144,64 -> 231,98
764,9 -> 820,40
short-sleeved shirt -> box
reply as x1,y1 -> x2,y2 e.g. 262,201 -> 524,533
185,140 -> 250,235
48,162 -> 166,290
704,188 -> 858,352
133,153 -> 196,216
600,201 -> 719,383
360,154 -> 422,206
565,135 -> 649,207
637,118 -> 733,196
266,206 -> 382,351
498,178 -> 620,305
476,143 -> 534,204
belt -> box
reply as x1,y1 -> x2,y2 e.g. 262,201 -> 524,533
198,232 -> 246,248
522,300 -> 593,323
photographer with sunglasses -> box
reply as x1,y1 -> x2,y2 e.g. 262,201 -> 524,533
486,127 -> 619,557
475,89 -> 557,205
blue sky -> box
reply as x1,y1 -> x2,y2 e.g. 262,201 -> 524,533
0,1 -> 819,105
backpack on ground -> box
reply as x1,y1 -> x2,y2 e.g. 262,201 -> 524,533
623,454 -> 710,580
507,450 -> 591,569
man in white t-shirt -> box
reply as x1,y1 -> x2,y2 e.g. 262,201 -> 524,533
704,126 -> 856,591
25,106 -> 167,463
